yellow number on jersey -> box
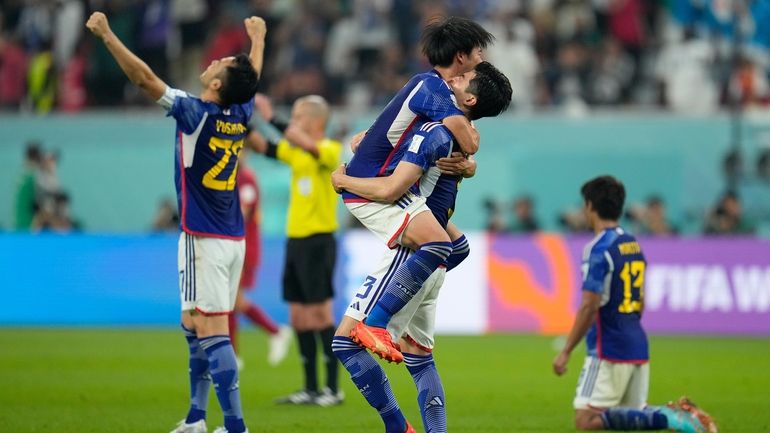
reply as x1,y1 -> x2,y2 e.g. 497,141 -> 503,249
618,260 -> 645,313
202,137 -> 244,191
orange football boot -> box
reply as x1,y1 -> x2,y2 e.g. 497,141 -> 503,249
405,421 -> 416,433
677,397 -> 718,433
350,322 -> 404,364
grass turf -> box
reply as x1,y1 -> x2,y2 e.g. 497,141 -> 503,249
1,329 -> 768,432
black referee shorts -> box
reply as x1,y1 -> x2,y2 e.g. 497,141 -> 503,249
282,233 -> 336,304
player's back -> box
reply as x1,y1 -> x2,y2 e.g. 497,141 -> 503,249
583,227 -> 649,362
343,70 -> 462,202
166,89 -> 254,238
392,122 -> 463,228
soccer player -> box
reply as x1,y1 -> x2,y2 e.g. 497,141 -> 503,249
331,61 -> 512,433
229,149 -> 292,368
553,176 -> 717,433
246,95 -> 343,406
86,12 -> 264,433
343,16 -> 496,363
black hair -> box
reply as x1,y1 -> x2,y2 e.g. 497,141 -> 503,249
581,176 -> 626,221
25,142 -> 42,163
218,53 -> 259,106
421,16 -> 494,67
465,61 -> 512,120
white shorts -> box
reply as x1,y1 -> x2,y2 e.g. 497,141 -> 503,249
573,356 -> 649,410
345,192 -> 431,249
178,232 -> 245,315
344,245 -> 446,350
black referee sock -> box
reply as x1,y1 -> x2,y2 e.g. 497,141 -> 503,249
318,326 -> 339,393
296,330 -> 318,392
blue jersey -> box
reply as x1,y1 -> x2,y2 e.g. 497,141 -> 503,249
343,70 -> 463,203
158,87 -> 253,238
389,122 -> 462,228
583,227 -> 649,363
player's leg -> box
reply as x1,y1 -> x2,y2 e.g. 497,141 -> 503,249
611,364 -> 711,433
189,236 -> 247,433
397,269 -> 447,433
172,233 -> 209,433
364,208 -> 452,330
332,248 -> 412,432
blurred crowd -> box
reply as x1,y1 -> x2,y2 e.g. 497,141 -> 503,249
1,0 -> 769,114
14,142 -> 80,232
484,191 -> 756,236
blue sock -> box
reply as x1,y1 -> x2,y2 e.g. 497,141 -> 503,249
444,235 -> 470,271
332,337 -> 406,433
199,335 -> 245,433
601,407 -> 668,430
366,241 -> 453,328
182,325 -> 209,424
404,353 -> 446,433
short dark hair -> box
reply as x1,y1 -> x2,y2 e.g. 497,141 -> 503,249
466,62 -> 512,120
218,53 -> 259,106
581,176 -> 626,221
421,16 -> 494,67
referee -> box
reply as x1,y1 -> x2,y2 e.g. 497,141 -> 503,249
247,95 -> 343,406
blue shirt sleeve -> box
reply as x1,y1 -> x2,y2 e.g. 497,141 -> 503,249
401,131 -> 435,172
168,95 -> 208,135
408,76 -> 464,121
239,97 -> 255,120
582,246 -> 610,294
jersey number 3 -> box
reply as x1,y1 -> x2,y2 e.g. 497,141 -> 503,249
203,137 -> 244,191
618,261 -> 645,313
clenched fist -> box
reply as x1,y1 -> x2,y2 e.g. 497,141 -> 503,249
244,16 -> 266,41
85,12 -> 111,39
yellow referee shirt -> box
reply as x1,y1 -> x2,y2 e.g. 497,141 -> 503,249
276,137 -> 341,238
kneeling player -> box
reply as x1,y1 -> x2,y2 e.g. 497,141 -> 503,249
553,176 -> 717,433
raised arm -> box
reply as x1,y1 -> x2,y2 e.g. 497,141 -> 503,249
331,162 -> 423,203
443,116 -> 480,155
86,12 -> 166,101
244,17 -> 267,78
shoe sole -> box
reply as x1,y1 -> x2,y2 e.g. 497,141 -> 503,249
350,325 -> 404,363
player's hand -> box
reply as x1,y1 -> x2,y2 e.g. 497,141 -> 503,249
331,164 -> 346,194
436,152 -> 476,177
245,130 -> 268,154
244,16 -> 267,41
349,130 -> 366,154
86,12 -> 112,39
254,93 -> 273,121
553,351 -> 570,376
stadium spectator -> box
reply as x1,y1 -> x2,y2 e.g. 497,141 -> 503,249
150,197 -> 180,232
483,197 -> 506,233
704,191 -> 756,235
509,195 -> 540,233
0,1 -> 766,112
0,32 -> 29,109
14,142 -> 42,230
228,148 -> 292,369
32,191 -> 81,233
247,94 -> 343,406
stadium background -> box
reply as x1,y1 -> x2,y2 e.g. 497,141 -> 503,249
1,1 -> 770,432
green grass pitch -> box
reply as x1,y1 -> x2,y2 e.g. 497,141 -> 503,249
1,329 -> 768,432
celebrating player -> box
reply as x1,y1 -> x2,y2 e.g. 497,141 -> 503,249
331,61 -> 512,433
553,176 -> 717,433
86,11 -> 264,433
343,16 -> 497,363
